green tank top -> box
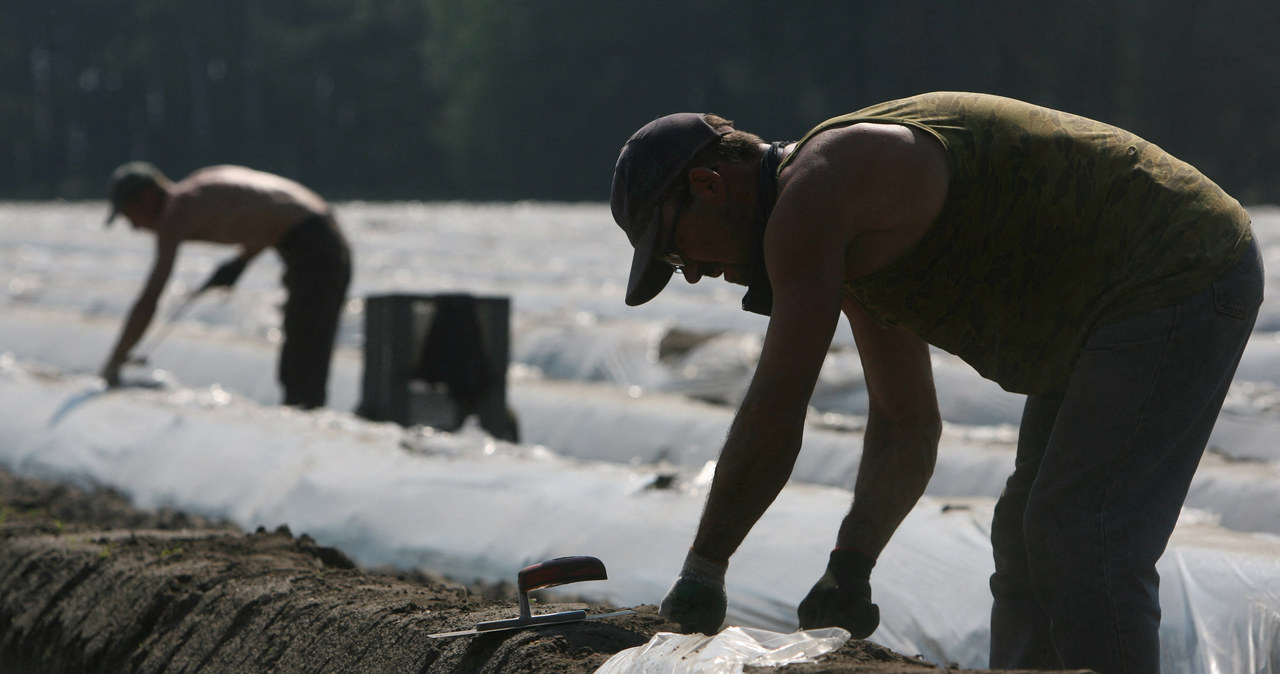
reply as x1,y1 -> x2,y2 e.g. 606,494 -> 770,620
781,92 -> 1252,394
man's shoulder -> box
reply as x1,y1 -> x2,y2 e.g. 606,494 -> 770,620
172,166 -> 314,204
785,122 -> 943,192
179,165 -> 269,186
775,120 -> 947,268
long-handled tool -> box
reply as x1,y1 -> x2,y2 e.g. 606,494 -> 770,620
428,556 -> 635,638
128,255 -> 250,366
47,374 -> 170,427
126,286 -> 208,366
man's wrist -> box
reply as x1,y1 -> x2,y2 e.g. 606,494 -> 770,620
680,549 -> 728,588
829,547 -> 876,580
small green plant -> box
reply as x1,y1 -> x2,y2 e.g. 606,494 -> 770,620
160,545 -> 184,559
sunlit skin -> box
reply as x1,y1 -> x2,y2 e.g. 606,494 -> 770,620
100,166 -> 330,387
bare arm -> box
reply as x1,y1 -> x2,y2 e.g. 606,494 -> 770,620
688,148 -> 856,563
689,122 -> 947,564
694,124 -> 947,557
662,123 -> 948,636
690,258 -> 846,563
835,299 -> 941,556
101,238 -> 179,382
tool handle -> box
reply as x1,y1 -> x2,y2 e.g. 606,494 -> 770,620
518,556 -> 607,593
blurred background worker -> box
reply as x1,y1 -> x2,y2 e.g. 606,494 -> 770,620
102,162 -> 352,409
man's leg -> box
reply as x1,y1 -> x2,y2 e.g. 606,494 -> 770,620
1018,241 -> 1261,673
279,220 -> 352,409
989,388 -> 1067,669
280,280 -> 347,408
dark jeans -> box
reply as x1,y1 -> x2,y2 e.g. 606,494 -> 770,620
989,237 -> 1263,674
276,215 -> 352,409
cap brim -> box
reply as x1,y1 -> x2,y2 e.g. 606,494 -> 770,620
625,210 -> 674,306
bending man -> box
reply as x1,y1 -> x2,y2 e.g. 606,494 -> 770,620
608,92 -> 1260,673
102,162 -> 352,409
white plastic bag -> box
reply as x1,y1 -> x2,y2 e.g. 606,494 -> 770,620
594,626 -> 850,674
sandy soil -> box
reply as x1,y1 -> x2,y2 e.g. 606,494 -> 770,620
0,467 -> 1091,673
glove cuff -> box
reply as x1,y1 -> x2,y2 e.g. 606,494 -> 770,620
829,547 -> 876,580
680,549 -> 728,589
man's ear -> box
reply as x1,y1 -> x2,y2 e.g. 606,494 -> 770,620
688,167 -> 725,201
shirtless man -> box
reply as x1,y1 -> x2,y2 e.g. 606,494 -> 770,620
609,93 -> 1261,673
102,162 -> 352,409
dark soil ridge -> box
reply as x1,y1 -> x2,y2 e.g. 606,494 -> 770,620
0,469 -> 1088,673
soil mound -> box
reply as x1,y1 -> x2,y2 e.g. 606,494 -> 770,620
0,469 -> 1082,673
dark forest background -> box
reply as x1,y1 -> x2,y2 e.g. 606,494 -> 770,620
3,1 -> 1278,204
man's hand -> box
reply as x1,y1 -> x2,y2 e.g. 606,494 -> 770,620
658,550 -> 728,634
100,361 -> 122,388
660,576 -> 727,634
797,548 -> 880,638
201,255 -> 248,291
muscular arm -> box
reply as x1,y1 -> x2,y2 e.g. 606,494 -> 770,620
102,237 -> 179,380
691,256 -> 846,563
835,299 -> 940,556
688,135 -> 864,563
689,122 -> 947,564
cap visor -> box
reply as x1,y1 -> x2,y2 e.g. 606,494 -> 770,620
625,213 -> 673,305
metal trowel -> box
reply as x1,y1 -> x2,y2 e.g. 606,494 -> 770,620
428,555 -> 635,638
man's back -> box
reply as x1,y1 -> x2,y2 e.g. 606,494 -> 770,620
158,165 -> 330,251
793,92 -> 1253,393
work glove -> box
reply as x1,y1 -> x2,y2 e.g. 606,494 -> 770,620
201,255 -> 249,292
659,550 -> 728,634
797,547 -> 880,638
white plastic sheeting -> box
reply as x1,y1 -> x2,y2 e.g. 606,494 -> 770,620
0,358 -> 1277,672
1161,522 -> 1280,673
2,201 -> 1280,671
5,305 -> 1279,539
595,627 -> 850,674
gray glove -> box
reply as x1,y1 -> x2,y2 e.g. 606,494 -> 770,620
659,550 -> 728,634
797,548 -> 879,638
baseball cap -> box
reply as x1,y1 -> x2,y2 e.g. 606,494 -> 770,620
105,161 -> 166,226
610,113 -> 731,306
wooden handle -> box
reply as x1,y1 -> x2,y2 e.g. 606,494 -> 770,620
517,556 -> 607,593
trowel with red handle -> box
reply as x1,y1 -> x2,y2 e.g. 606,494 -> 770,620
428,555 -> 635,638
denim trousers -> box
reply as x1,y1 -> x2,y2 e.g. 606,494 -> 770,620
988,237 -> 1263,674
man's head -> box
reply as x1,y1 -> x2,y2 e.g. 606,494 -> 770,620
610,113 -> 738,306
105,161 -> 170,227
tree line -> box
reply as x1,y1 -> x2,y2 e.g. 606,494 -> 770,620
3,0 -> 1277,204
